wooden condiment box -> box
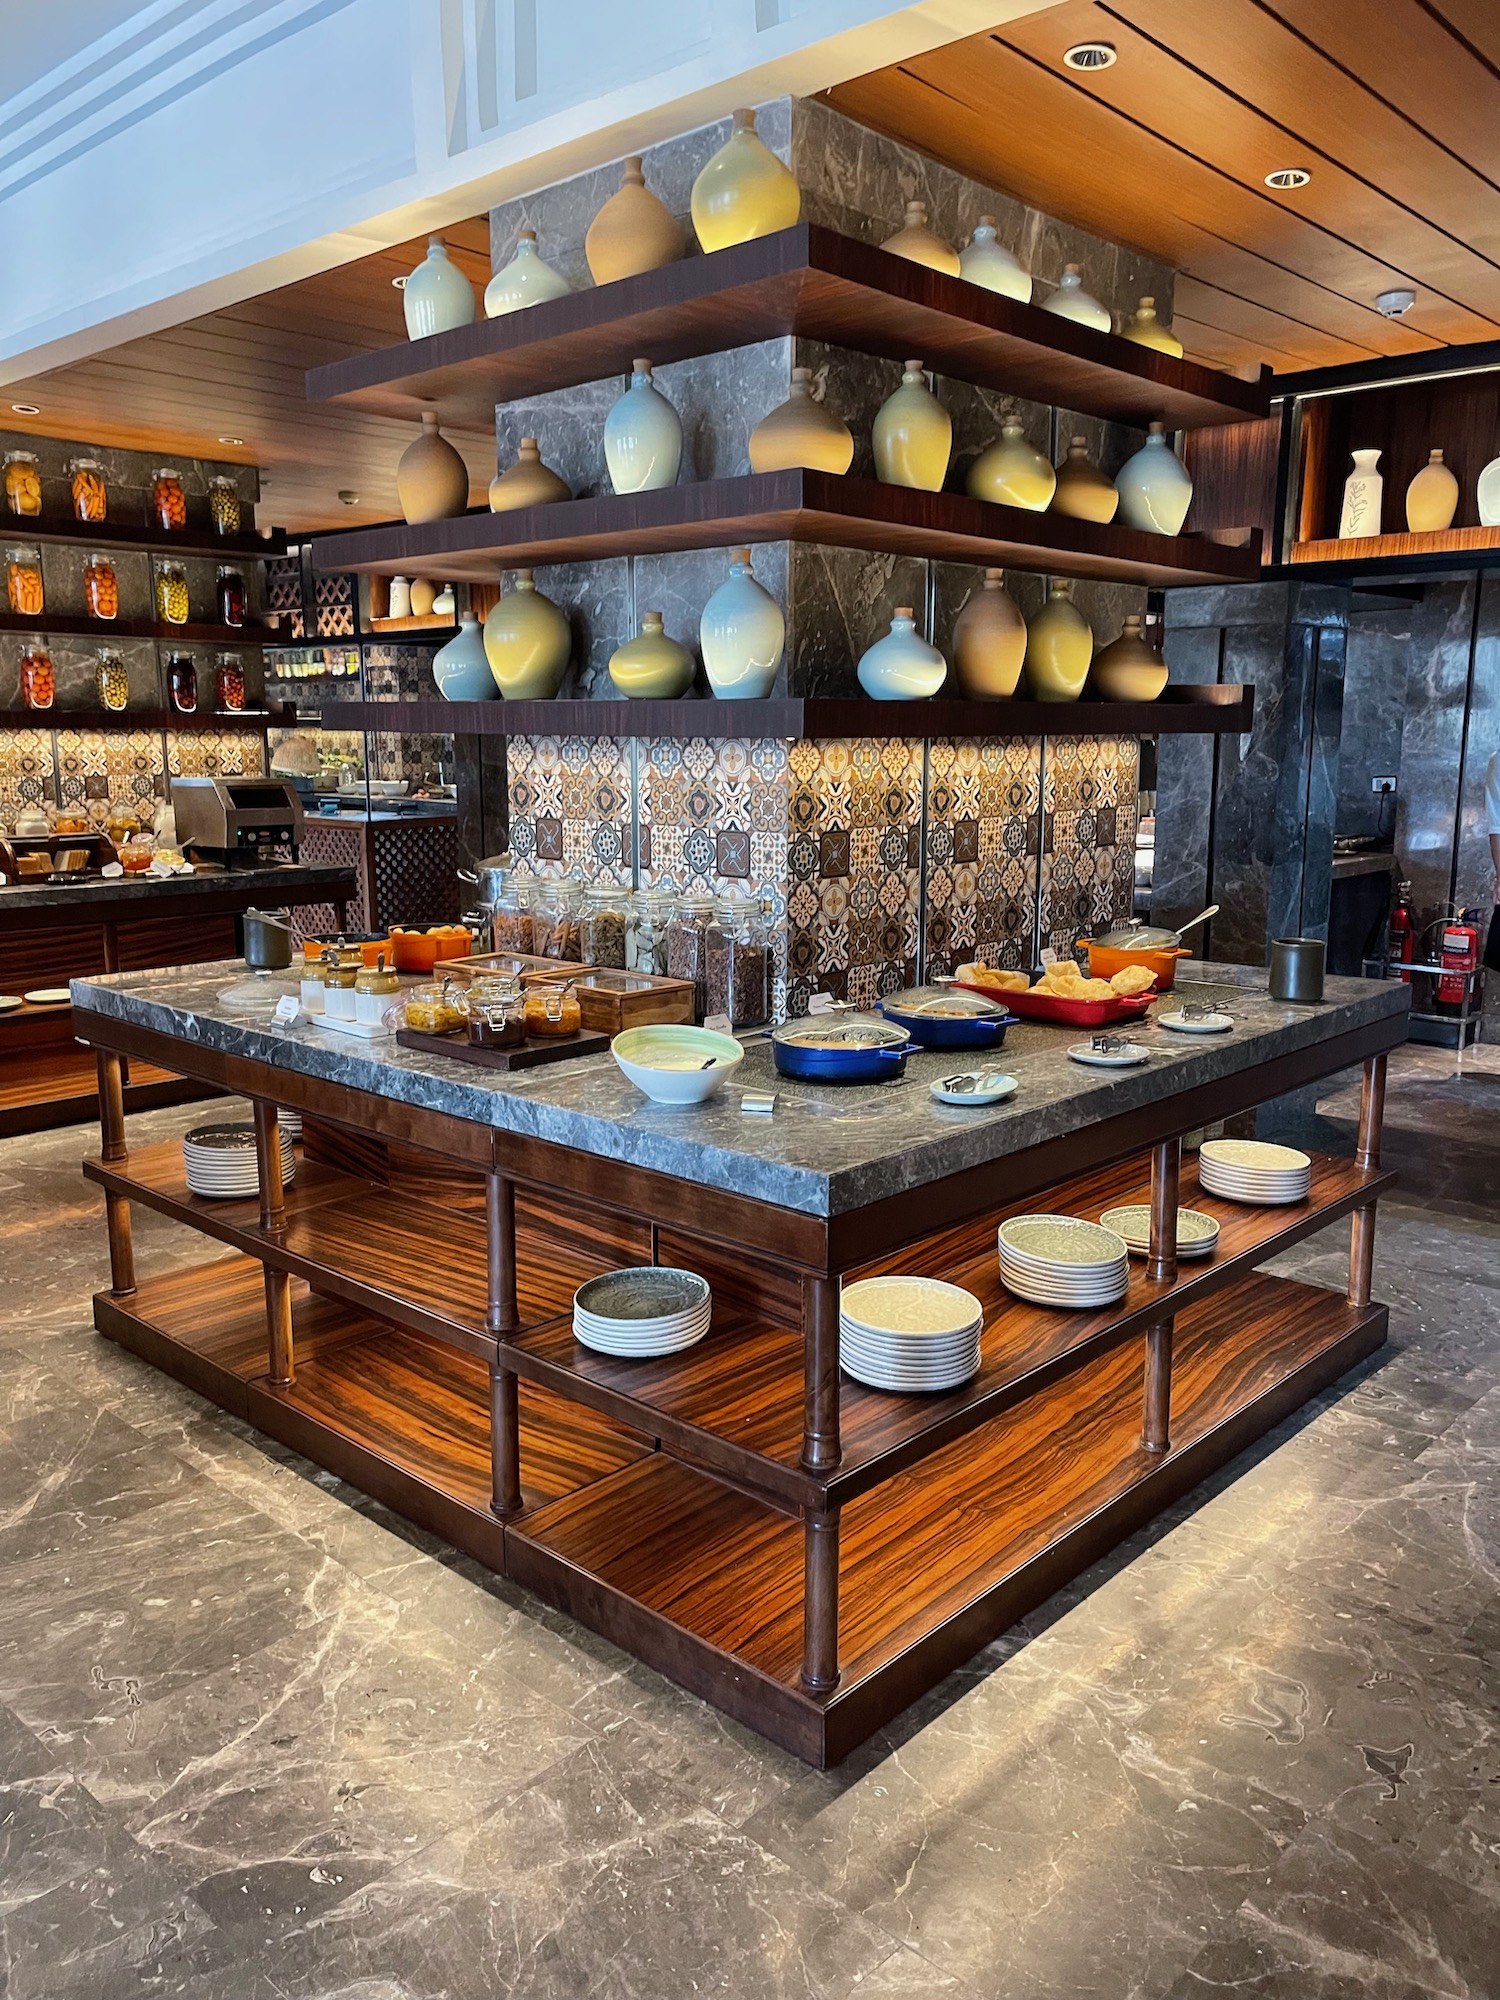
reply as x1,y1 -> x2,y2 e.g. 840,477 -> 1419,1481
449,954 -> 695,1033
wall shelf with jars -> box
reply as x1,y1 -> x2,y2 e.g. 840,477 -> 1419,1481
0,705 -> 291,731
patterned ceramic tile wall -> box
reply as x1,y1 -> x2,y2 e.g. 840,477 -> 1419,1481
55,728 -> 164,819
166,730 -> 266,780
1039,735 -> 1140,959
0,728 -> 56,824
508,734 -> 633,884
925,737 -> 1042,976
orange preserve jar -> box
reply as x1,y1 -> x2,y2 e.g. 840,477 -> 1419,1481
83,552 -> 118,620
4,450 -> 41,517
213,653 -> 245,710
69,457 -> 107,522
19,642 -> 54,710
522,985 -> 581,1038
151,467 -> 187,531
6,546 -> 43,616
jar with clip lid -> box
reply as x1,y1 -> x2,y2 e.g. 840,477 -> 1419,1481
69,458 -> 107,522
6,545 -> 42,617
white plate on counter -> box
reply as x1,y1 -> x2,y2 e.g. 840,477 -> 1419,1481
1067,1041 -> 1151,1068
1156,1009 -> 1234,1034
0,995 -> 22,1012
23,987 -> 72,1004
310,1013 -> 394,1040
929,1070 -> 1018,1107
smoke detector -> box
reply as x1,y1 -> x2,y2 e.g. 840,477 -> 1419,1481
1063,41 -> 1116,70
1264,168 -> 1311,189
1376,288 -> 1417,318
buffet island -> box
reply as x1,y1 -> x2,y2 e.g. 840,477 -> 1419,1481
72,959 -> 1405,1765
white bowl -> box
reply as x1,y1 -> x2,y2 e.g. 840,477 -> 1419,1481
612,1024 -> 744,1105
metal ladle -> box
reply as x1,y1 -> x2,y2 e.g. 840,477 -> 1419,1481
1167,903 -> 1218,945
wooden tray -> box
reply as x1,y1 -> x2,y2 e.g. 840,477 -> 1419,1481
446,950 -> 580,982
395,1025 -> 609,1071
449,954 -> 695,1034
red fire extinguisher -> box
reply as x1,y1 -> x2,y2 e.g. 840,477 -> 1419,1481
1388,881 -> 1415,983
1437,907 -> 1480,1012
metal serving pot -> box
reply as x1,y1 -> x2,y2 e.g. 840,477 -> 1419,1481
458,852 -> 512,910
243,907 -> 293,971
877,985 -> 1018,1050
770,1019 -> 917,1083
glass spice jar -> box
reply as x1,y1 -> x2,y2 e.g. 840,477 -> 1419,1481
166,652 -> 198,714
152,467 -> 187,531
213,652 -> 245,711
490,877 -> 535,953
95,649 -> 129,712
626,889 -> 670,976
155,560 -> 189,624
19,641 -> 54,710
68,457 -> 107,522
706,895 -> 770,1027
208,475 -> 241,536
83,551 -> 118,620
3,450 -> 41,517
666,895 -> 716,1020
215,566 -> 246,626
534,881 -> 584,961
579,884 -> 628,968
6,546 -> 42,617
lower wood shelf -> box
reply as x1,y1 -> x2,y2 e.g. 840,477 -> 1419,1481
0,1048 -> 207,1137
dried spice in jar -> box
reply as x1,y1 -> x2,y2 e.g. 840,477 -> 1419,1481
151,467 -> 187,532
580,885 -> 628,968
534,882 -> 583,961
167,653 -> 198,714
215,566 -> 246,626
19,642 -> 54,711
6,546 -> 42,617
706,897 -> 770,1027
69,457 -> 107,522
83,552 -> 118,620
208,476 -> 241,537
4,450 -> 41,517
95,649 -> 129,712
666,895 -> 715,1019
213,653 -> 245,710
491,880 -> 534,953
155,560 -> 189,624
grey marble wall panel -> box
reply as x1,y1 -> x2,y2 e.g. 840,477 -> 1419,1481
1268,617 -> 1346,946
633,542 -> 789,698
1455,575 -> 1500,923
495,374 -> 618,501
788,543 -> 926,698
1393,577 -> 1477,929
1207,618 -> 1290,965
1337,602 -> 1412,839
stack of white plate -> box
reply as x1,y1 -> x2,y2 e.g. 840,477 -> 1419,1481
278,1107 -> 303,1142
1198,1139 -> 1311,1206
1099,1203 -> 1220,1260
839,1276 -> 983,1393
573,1267 -> 711,1358
998,1215 -> 1129,1309
182,1123 -> 296,1200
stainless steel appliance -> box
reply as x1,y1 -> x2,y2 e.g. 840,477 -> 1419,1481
171,778 -> 303,867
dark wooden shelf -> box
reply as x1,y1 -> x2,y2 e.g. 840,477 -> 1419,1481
310,471 -> 1262,591
0,706 -> 291,731
1,516 -> 285,560
0,1047 -> 203,1137
0,613 -> 272,646
314,683 -> 1253,741
1270,526 -> 1500,583
306,223 -> 1269,434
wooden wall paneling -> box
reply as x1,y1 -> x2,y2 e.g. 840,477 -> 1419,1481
1309,374 -> 1500,543
1184,415 -> 1285,544
1295,398 -> 1333,548
112,914 -> 239,972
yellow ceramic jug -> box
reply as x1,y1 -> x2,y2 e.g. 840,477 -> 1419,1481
873,361 -> 951,491
691,110 -> 801,253
1023,581 -> 1093,702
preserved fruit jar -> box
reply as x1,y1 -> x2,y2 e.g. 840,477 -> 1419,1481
213,653 -> 245,710
19,642 -> 54,710
4,450 -> 41,517
6,546 -> 43,617
95,649 -> 129,712
167,653 -> 198,713
152,467 -> 187,532
155,560 -> 189,624
208,476 -> 241,536
215,566 -> 246,626
83,552 -> 118,620
69,457 -> 107,522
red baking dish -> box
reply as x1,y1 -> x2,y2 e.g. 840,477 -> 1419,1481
955,980 -> 1156,1029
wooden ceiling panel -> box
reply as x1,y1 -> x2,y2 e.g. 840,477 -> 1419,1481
1427,0 -> 1500,71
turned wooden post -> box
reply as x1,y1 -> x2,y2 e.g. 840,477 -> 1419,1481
1348,1053 -> 1387,1307
801,1272 -> 841,1472
1142,1321 -> 1173,1453
252,1100 -> 287,1234
486,1169 -> 524,1518
264,1268 -> 295,1387
490,1364 -> 523,1518
95,1049 -> 135,1297
1147,1136 -> 1181,1285
801,1507 -> 841,1693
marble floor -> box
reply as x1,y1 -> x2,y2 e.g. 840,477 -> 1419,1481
1,1047 -> 1498,1999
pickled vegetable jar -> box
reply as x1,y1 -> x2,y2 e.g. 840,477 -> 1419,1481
213,653 -> 245,710
152,467 -> 187,531
403,982 -> 467,1033
208,476 -> 241,536
95,649 -> 129,712
6,546 -> 43,617
4,450 -> 41,517
84,552 -> 118,620
215,566 -> 246,627
155,560 -> 189,624
167,653 -> 198,713
523,985 -> 582,1037
19,642 -> 54,710
69,457 -> 107,522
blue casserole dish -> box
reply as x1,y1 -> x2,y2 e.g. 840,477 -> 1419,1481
770,1020 -> 917,1083
877,986 -> 1019,1051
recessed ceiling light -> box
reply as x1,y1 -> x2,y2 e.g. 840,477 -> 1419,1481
1063,40 -> 1116,70
10,402 -> 39,415
217,434 -> 244,445
392,274 -> 409,289
1265,168 -> 1311,189
338,489 -> 360,505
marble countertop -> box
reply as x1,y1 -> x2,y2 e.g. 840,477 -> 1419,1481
2,864 -> 357,915
69,959 -> 1409,1218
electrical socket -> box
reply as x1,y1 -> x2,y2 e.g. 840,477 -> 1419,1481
1371,775 -> 1398,794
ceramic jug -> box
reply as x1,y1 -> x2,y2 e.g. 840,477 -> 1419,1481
748,368 -> 853,475
1023,580 -> 1093,702
585,155 -> 684,284
489,438 -> 571,512
699,548 -> 784,698
608,612 -> 695,699
967,413 -> 1056,511
958,216 -> 1031,302
402,237 -> 476,339
1478,454 -> 1500,527
1041,264 -> 1111,332
690,109 -> 801,253
432,613 -> 498,701
1339,449 -> 1383,539
387,575 -> 412,619
604,359 -> 682,493
482,570 -> 571,699
483,229 -> 571,318
396,412 -> 470,524
409,578 -> 437,618
873,361 -> 951,491
1051,435 -> 1119,523
881,199 -> 960,276
1117,422 -> 1193,536
858,608 -> 947,700
951,569 -> 1026,700
1090,615 -> 1167,702
1406,449 -> 1459,532
1120,296 -> 1183,356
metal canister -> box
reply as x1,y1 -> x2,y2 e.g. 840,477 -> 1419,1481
1269,936 -> 1325,1004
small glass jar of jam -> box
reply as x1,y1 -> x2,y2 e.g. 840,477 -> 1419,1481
213,652 -> 245,710
467,1004 -> 526,1049
120,833 -> 155,873
6,545 -> 43,617
19,642 -> 54,710
155,560 -> 189,624
523,984 -> 581,1038
167,652 -> 198,714
95,649 -> 129,712
84,551 -> 118,620
215,566 -> 246,626
208,476 -> 242,536
68,457 -> 107,522
152,467 -> 187,531
3,450 -> 42,517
